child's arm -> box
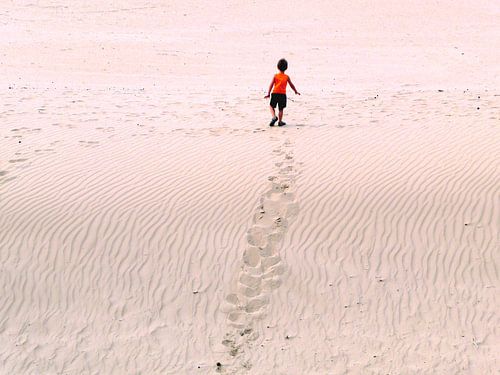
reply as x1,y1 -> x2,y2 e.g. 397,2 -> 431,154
288,77 -> 300,95
264,77 -> 274,98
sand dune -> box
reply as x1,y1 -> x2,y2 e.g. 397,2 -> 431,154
1,0 -> 499,374
1,87 -> 498,374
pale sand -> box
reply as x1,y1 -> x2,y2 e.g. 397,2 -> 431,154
1,1 -> 499,374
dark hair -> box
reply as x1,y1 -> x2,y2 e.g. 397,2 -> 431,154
277,58 -> 288,72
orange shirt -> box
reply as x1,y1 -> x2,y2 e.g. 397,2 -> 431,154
272,72 -> 289,94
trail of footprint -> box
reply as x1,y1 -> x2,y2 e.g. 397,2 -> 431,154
218,139 -> 299,372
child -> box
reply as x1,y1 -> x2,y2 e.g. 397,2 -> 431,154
264,58 -> 300,126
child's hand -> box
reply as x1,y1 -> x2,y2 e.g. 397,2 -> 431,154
264,94 -> 270,98
295,91 -> 301,95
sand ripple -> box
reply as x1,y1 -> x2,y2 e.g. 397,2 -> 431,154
0,88 -> 498,374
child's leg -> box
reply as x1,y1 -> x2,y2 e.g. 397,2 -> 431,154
269,106 -> 277,119
278,109 -> 284,122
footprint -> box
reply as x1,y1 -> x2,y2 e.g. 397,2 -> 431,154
220,139 -> 300,367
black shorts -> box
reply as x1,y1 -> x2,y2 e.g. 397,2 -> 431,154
270,93 -> 287,110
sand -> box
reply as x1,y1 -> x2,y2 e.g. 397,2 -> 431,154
0,1 -> 499,374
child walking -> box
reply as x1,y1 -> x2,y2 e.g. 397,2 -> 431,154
264,58 -> 300,126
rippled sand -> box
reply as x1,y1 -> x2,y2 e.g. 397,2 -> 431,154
1,1 -> 499,374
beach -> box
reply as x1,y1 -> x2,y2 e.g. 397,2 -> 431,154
0,1 -> 499,374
